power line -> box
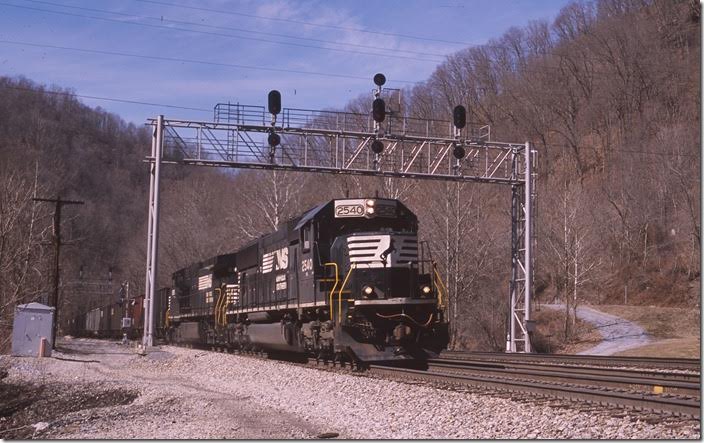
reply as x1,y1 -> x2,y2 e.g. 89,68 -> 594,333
24,0 -> 449,60
542,142 -> 699,159
9,2 -> 692,84
136,0 -> 471,47
0,84 -> 213,113
0,2 -> 444,64
0,39 -> 420,84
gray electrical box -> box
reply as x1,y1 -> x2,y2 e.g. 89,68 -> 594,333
11,302 -> 55,357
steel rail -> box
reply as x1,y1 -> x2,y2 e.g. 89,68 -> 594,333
368,365 -> 701,418
430,358 -> 700,382
439,351 -> 701,371
427,359 -> 700,397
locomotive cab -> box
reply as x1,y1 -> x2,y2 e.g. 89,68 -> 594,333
312,198 -> 448,361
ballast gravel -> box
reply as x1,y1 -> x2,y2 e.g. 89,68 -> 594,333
1,338 -> 700,439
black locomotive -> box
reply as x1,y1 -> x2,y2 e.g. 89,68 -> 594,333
167,197 -> 449,362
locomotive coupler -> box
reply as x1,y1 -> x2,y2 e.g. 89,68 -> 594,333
392,323 -> 412,342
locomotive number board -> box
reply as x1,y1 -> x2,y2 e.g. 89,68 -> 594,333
334,199 -> 397,218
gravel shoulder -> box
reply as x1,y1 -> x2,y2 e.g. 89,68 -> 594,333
0,337 -> 700,439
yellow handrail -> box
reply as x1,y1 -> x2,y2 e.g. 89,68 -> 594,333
337,264 -> 355,323
220,289 -> 228,327
213,288 -> 223,326
323,263 -> 339,321
432,263 -> 448,309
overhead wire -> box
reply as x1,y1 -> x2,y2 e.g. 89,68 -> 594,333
0,2 -> 445,64
0,39 -> 420,84
544,143 -> 700,159
23,0 -> 450,59
0,83 -> 213,113
132,0 -> 696,74
5,1 -> 693,81
135,0 -> 472,46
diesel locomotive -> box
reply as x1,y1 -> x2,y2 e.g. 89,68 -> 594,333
167,197 -> 449,362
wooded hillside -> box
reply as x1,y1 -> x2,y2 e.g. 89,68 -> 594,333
0,0 -> 699,352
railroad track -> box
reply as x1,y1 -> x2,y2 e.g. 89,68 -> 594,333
440,351 -> 701,372
160,341 -> 701,417
367,360 -> 701,418
427,358 -> 700,394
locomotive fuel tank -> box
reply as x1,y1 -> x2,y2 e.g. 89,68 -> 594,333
246,322 -> 299,352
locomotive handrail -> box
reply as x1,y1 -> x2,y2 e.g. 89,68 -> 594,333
220,287 -> 229,326
214,288 -> 221,326
337,264 -> 356,324
432,263 -> 448,309
323,263 -> 340,321
214,288 -> 225,327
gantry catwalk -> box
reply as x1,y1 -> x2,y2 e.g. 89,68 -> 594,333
142,75 -> 536,353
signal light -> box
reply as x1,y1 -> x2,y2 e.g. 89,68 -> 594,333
373,73 -> 386,86
371,139 -> 384,154
453,105 -> 466,129
372,98 -> 386,123
268,90 -> 281,115
268,132 -> 281,147
453,144 -> 466,159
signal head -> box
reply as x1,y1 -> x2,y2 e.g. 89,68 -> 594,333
453,105 -> 467,129
452,144 -> 466,159
373,73 -> 386,86
268,90 -> 282,115
372,98 -> 386,123
371,139 -> 384,154
268,132 -> 281,147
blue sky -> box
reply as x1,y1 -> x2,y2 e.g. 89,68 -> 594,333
0,0 -> 571,125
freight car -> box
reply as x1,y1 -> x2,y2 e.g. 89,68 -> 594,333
167,197 -> 449,362
72,288 -> 169,340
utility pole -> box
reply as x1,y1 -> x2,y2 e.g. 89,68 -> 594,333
33,196 -> 84,349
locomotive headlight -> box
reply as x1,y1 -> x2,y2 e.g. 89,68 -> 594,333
366,199 -> 375,207
421,285 -> 432,295
362,285 -> 374,296
366,207 -> 375,215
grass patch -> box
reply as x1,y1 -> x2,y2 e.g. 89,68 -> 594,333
594,305 -> 700,339
614,338 -> 700,358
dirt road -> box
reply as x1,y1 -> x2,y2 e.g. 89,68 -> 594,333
543,304 -> 651,355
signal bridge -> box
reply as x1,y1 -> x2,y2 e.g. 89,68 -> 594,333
142,73 -> 535,353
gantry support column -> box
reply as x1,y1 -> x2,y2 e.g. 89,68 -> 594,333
506,142 -> 533,353
142,115 -> 163,348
